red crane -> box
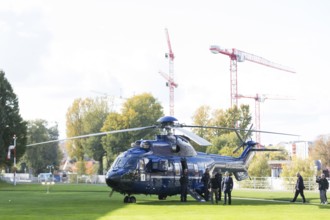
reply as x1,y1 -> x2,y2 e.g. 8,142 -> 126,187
236,93 -> 294,144
210,45 -> 295,107
159,28 -> 178,116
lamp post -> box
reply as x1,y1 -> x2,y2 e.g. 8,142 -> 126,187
47,165 -> 54,173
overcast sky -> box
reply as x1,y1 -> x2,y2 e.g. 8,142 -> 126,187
1,0 -> 330,145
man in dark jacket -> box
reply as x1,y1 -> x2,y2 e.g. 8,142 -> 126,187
290,172 -> 306,203
210,173 -> 220,204
222,171 -> 233,205
215,170 -> 222,201
180,169 -> 189,202
316,173 -> 329,204
201,168 -> 210,201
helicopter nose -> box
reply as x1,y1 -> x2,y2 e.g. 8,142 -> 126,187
106,172 -> 121,188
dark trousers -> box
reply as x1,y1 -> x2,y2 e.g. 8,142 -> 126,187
224,191 -> 231,204
180,185 -> 188,201
204,188 -> 210,201
218,188 -> 222,201
292,189 -> 306,202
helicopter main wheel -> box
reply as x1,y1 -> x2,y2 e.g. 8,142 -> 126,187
158,195 -> 167,200
124,196 -> 136,203
130,196 -> 136,203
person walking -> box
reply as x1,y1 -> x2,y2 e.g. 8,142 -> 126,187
316,173 -> 329,205
201,168 -> 210,201
215,170 -> 222,201
290,172 -> 306,203
222,171 -> 233,205
179,168 -> 189,202
210,173 -> 220,204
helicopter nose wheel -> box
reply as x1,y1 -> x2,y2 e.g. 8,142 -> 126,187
124,196 -> 136,203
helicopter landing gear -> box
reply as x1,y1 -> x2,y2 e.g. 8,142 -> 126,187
124,196 -> 136,203
158,195 -> 167,200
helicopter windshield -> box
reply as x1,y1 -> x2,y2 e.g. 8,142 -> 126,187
110,154 -> 138,170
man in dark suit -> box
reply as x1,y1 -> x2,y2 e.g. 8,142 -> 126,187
215,170 -> 222,201
180,169 -> 189,202
222,171 -> 233,205
290,172 -> 306,203
201,168 -> 210,201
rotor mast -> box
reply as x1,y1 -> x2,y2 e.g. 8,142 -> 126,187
159,28 -> 178,116
210,45 -> 295,107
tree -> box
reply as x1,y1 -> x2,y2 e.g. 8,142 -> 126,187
211,132 -> 241,157
21,119 -> 61,175
266,147 -> 289,161
101,93 -> 163,165
192,104 -> 252,155
310,134 -> 330,169
192,105 -> 212,140
0,70 -> 27,170
66,97 -> 109,174
281,157 -> 315,178
248,153 -> 271,177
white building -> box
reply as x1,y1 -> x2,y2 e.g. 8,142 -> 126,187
278,141 -> 312,159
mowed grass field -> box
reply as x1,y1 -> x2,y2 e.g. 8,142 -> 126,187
0,182 -> 329,220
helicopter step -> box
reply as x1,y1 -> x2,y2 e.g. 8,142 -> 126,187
188,188 -> 205,202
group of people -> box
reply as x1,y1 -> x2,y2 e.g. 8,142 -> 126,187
180,168 -> 233,204
181,169 -> 329,205
289,172 -> 328,205
202,168 -> 234,205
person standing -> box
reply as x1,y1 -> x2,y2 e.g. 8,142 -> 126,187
215,170 -> 222,201
179,168 -> 189,202
290,172 -> 306,203
316,173 -> 329,205
210,173 -> 220,204
222,171 -> 233,205
201,168 -> 210,201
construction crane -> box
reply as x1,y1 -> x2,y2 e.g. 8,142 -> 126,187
90,90 -> 126,112
236,93 -> 294,144
159,28 -> 178,116
210,45 -> 295,107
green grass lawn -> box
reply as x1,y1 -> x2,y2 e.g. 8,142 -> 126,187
0,182 -> 329,220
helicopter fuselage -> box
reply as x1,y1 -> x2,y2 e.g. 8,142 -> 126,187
105,134 -> 254,202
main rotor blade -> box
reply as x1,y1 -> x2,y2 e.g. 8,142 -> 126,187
175,127 -> 212,146
182,125 -> 299,137
26,125 -> 156,147
250,148 -> 283,152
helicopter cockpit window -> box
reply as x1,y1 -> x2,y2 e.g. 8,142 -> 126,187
110,154 -> 138,170
124,157 -> 138,169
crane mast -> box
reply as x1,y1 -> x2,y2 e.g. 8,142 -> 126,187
160,28 -> 177,116
236,93 -> 294,144
210,45 -> 295,107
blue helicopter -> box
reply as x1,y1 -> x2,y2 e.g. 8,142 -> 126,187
26,115 -> 297,203
104,116 -> 297,203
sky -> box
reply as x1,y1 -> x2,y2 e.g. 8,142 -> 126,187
1,0 -> 330,145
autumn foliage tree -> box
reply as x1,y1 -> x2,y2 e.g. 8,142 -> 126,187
192,104 -> 252,155
66,97 -> 109,174
101,93 -> 163,165
310,134 -> 330,169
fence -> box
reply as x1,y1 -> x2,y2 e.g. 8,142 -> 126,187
235,177 -> 322,191
0,173 -> 106,184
